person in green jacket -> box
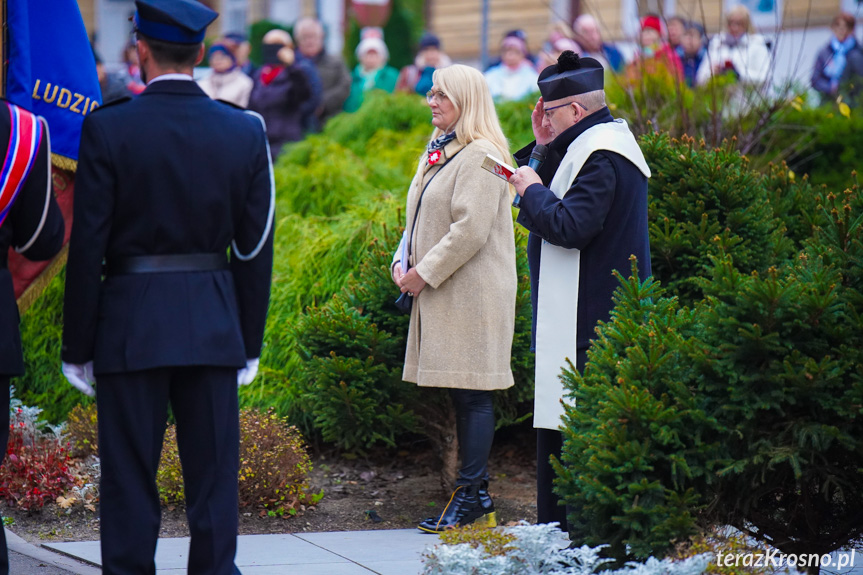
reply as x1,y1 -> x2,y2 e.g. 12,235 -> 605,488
344,35 -> 399,112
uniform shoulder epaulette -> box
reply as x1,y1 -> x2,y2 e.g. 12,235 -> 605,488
91,96 -> 132,113
216,99 -> 244,110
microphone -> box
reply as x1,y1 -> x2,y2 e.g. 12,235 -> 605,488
513,144 -> 548,208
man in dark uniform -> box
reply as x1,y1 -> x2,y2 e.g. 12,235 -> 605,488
61,1 -> 274,573
508,51 -> 652,531
0,102 -> 64,575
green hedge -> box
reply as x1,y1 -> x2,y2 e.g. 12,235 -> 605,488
555,138 -> 863,562
16,268 -> 91,423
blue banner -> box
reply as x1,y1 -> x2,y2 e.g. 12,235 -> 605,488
6,0 -> 102,165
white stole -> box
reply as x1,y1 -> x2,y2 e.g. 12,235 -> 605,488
534,118 -> 651,430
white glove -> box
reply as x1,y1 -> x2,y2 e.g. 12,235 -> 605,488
237,358 -> 260,386
62,361 -> 96,397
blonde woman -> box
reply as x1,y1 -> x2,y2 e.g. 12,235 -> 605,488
391,64 -> 517,533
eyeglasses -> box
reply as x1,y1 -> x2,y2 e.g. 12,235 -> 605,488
543,100 -> 588,119
426,90 -> 448,103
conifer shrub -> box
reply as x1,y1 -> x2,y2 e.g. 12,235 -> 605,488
15,268 -> 86,424
293,223 -> 535,456
293,229 -> 416,453
554,263 -> 712,560
556,181 -> 863,563
324,90 -> 431,155
641,132 -> 799,306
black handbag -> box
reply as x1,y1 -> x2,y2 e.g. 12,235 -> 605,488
394,291 -> 413,314
393,154 -> 459,315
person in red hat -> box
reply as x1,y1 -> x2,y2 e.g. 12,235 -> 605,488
628,14 -> 683,82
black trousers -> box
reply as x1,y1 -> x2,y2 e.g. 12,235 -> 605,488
536,348 -> 587,530
0,377 -> 9,575
537,428 -> 567,527
97,366 -> 239,575
450,389 -> 494,486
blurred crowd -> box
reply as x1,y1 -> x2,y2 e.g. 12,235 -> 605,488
94,8 -> 863,156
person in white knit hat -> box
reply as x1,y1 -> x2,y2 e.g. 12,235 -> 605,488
344,30 -> 399,112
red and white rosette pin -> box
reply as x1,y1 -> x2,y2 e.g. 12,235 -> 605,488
428,150 -> 442,165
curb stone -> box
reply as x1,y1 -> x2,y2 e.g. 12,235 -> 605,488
5,529 -> 102,574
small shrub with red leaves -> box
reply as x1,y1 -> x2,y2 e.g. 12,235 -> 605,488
0,393 -> 76,511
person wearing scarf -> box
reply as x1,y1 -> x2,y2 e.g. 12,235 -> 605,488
626,14 -> 683,83
198,43 -> 253,108
391,65 -> 516,533
396,34 -> 453,96
812,13 -> 863,103
344,35 -> 399,113
696,5 -> 771,87
484,33 -> 539,102
248,29 -> 313,158
681,22 -> 707,87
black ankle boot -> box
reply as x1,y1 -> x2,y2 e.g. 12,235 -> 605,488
478,478 -> 495,518
418,484 -> 496,534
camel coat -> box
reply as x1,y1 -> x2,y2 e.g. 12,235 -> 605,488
400,138 -> 517,390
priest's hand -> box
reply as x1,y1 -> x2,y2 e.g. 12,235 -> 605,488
62,361 -> 96,397
509,166 -> 542,197
400,268 -> 427,297
532,98 -> 554,146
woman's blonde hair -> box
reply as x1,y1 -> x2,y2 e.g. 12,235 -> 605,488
429,65 -> 510,161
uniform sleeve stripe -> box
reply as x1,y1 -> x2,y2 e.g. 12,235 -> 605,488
232,110 -> 275,262
15,117 -> 52,254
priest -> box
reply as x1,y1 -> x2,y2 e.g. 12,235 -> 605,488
508,51 -> 652,531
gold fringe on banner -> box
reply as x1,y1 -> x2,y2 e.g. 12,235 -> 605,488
16,244 -> 68,315
51,153 -> 77,172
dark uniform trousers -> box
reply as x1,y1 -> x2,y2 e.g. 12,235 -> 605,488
0,99 -> 65,575
62,81 -> 274,575
97,367 -> 239,575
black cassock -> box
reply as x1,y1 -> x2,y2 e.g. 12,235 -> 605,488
62,79 -> 273,574
513,106 -> 651,529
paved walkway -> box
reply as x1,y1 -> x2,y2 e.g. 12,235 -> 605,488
13,528 -> 436,574
15,527 -> 863,574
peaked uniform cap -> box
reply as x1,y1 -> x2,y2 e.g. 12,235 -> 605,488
134,0 -> 218,45
537,51 -> 604,101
